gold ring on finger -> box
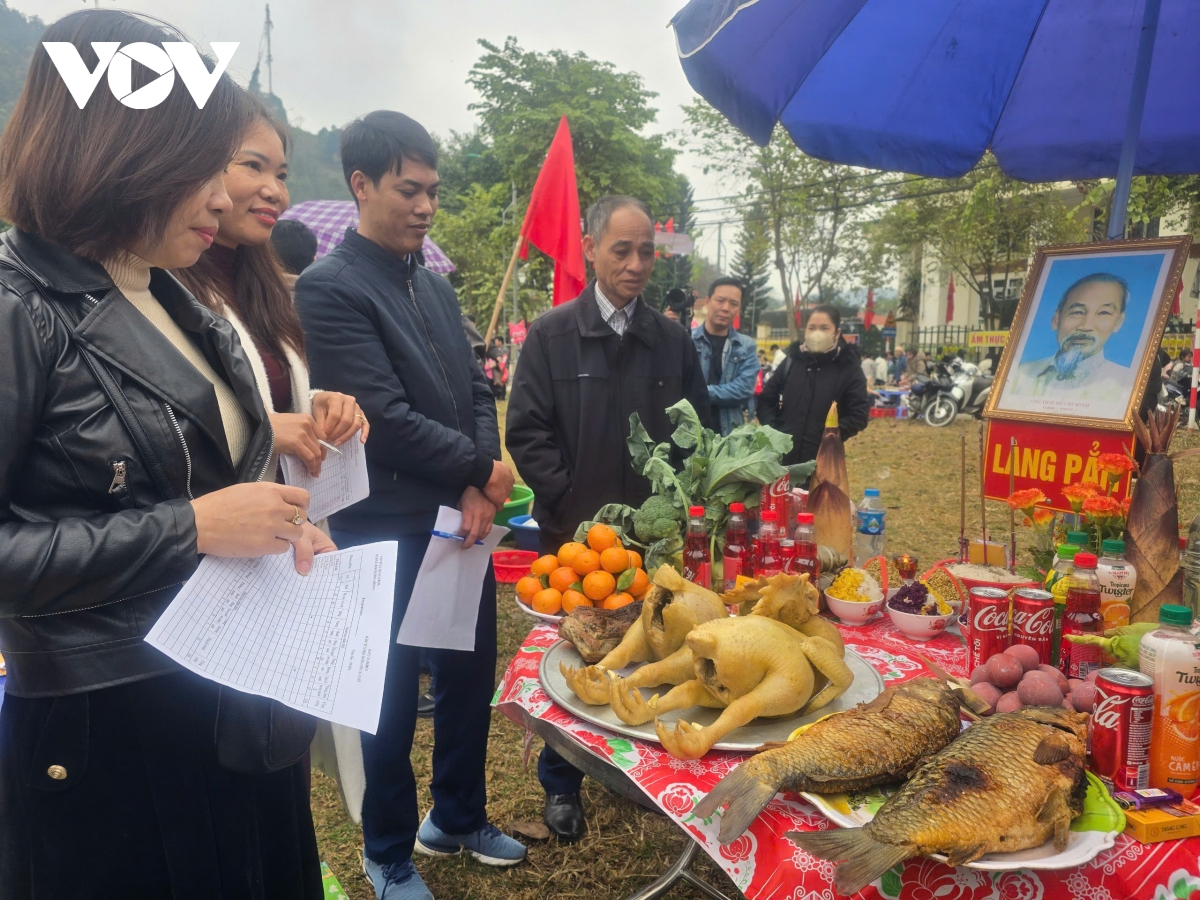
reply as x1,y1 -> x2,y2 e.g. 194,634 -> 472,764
290,505 -> 304,526
355,413 -> 366,422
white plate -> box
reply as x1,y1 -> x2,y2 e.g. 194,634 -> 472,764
512,593 -> 564,624
799,788 -> 1118,872
540,639 -> 884,752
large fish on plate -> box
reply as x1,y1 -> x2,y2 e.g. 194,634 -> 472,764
694,677 -> 965,842
790,706 -> 1089,896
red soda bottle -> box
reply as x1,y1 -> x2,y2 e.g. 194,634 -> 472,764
1059,552 -> 1103,679
792,512 -> 820,583
722,503 -> 750,592
756,511 -> 782,578
683,505 -> 711,589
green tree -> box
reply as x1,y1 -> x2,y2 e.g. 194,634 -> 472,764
729,204 -> 774,336
684,99 -> 892,339
0,0 -> 42,132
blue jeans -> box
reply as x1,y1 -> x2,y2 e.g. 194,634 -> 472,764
331,526 -> 498,866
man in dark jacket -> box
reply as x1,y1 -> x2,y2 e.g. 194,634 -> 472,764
757,304 -> 872,464
506,195 -> 710,842
295,111 -> 525,900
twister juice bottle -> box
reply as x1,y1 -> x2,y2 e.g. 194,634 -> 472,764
1139,604 -> 1200,799
682,505 -> 711,589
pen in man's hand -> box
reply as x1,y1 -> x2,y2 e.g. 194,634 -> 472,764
430,529 -> 485,546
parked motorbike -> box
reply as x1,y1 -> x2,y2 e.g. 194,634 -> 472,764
917,359 -> 994,427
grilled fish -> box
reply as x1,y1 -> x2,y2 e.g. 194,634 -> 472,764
694,677 -> 964,842
790,706 -> 1089,896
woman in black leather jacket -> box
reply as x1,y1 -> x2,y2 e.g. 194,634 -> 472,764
0,11 -> 327,898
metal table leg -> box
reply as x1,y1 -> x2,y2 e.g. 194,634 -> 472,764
620,838 -> 735,900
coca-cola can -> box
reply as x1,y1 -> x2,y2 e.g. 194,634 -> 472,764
1091,668 -> 1154,792
967,587 -> 1010,674
1011,588 -> 1055,666
779,539 -> 797,574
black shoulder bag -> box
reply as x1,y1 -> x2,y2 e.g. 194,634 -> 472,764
46,291 -> 317,775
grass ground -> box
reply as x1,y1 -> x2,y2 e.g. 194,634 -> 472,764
313,406 -> 1200,899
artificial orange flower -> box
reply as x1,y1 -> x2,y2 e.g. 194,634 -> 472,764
1082,495 -> 1122,522
1061,482 -> 1100,512
1031,508 -> 1056,531
1006,488 -> 1048,514
1121,496 -> 1131,518
1097,453 -> 1138,487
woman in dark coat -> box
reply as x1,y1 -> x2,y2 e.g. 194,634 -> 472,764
0,11 -> 326,898
757,304 -> 872,464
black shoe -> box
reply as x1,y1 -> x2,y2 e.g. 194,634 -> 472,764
416,690 -> 435,719
543,792 -> 584,843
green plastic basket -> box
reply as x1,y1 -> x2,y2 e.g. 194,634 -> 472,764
494,483 -> 534,527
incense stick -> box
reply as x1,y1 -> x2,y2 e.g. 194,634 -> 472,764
979,423 -> 987,547
1009,436 -> 1017,573
959,433 -> 968,563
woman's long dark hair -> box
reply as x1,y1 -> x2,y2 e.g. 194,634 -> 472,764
174,95 -> 306,363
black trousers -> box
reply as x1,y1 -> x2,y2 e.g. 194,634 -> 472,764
0,671 -> 321,899
332,526 -> 498,866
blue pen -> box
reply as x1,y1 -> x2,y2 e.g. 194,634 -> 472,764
431,529 -> 485,547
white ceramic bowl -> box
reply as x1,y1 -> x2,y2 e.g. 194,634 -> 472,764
825,589 -> 890,625
886,601 -> 956,641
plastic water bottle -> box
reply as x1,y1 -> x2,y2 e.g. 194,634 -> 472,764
854,488 -> 886,566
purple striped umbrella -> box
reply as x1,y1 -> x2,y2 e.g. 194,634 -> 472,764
280,199 -> 456,274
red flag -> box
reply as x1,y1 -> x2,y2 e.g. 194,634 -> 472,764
866,287 -> 875,312
665,217 -> 675,233
518,117 -> 586,306
945,274 -> 956,324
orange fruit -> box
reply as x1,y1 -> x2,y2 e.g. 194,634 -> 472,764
549,566 -> 579,593
600,547 -> 630,574
587,523 -> 619,553
572,549 -> 601,575
629,568 -> 650,597
515,576 -> 542,605
562,590 -> 592,614
557,542 -> 588,570
603,592 -> 635,610
627,549 -> 643,570
530,555 -> 559,577
582,570 -> 616,601
531,588 -> 563,615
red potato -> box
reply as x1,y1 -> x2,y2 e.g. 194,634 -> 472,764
1062,696 -> 1077,710
1085,669 -> 1100,683
969,667 -> 992,686
1070,682 -> 1098,713
1037,664 -> 1070,694
1018,674 -> 1065,707
1005,644 -> 1042,673
996,691 -> 1024,713
971,682 -> 1003,712
1068,678 -> 1084,691
986,654 -> 1024,689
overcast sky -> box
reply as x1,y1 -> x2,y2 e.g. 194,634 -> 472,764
18,0 -> 731,261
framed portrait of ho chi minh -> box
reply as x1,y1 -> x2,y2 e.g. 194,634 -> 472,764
984,235 -> 1192,432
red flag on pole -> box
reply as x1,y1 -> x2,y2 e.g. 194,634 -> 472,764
866,287 -> 875,313
518,117 -> 586,306
945,274 -> 956,324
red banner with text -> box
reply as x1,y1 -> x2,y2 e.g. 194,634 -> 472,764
983,420 -> 1134,512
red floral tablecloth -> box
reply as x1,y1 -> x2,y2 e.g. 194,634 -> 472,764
494,617 -> 1200,900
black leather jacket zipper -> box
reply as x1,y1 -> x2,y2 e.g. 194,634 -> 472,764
161,402 -> 194,500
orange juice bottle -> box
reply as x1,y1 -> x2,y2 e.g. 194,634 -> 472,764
1139,604 -> 1200,798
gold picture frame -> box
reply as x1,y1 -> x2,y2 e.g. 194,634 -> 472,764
983,235 -> 1192,432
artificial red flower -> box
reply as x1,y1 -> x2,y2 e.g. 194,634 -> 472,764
1006,488 -> 1048,514
1097,453 -> 1138,486
1082,495 -> 1122,521
1062,482 -> 1100,512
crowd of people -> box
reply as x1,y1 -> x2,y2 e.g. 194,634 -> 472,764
0,11 -> 874,900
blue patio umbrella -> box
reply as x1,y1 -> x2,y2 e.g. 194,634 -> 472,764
670,0 -> 1200,237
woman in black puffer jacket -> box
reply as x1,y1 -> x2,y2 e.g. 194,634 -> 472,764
757,304 -> 872,465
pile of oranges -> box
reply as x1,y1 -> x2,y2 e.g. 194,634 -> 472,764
515,524 -> 650,616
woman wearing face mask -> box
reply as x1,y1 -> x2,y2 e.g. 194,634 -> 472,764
0,12 -> 324,897
757,304 -> 871,465
174,96 -> 368,480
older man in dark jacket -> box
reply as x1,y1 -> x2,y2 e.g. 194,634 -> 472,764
506,195 -> 710,843
296,112 -> 525,900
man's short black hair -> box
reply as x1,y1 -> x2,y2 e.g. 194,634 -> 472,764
340,110 -> 438,199
270,219 -> 318,275
1055,272 -> 1129,316
708,276 -> 744,299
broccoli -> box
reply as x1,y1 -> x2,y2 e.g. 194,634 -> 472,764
632,495 -> 683,544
